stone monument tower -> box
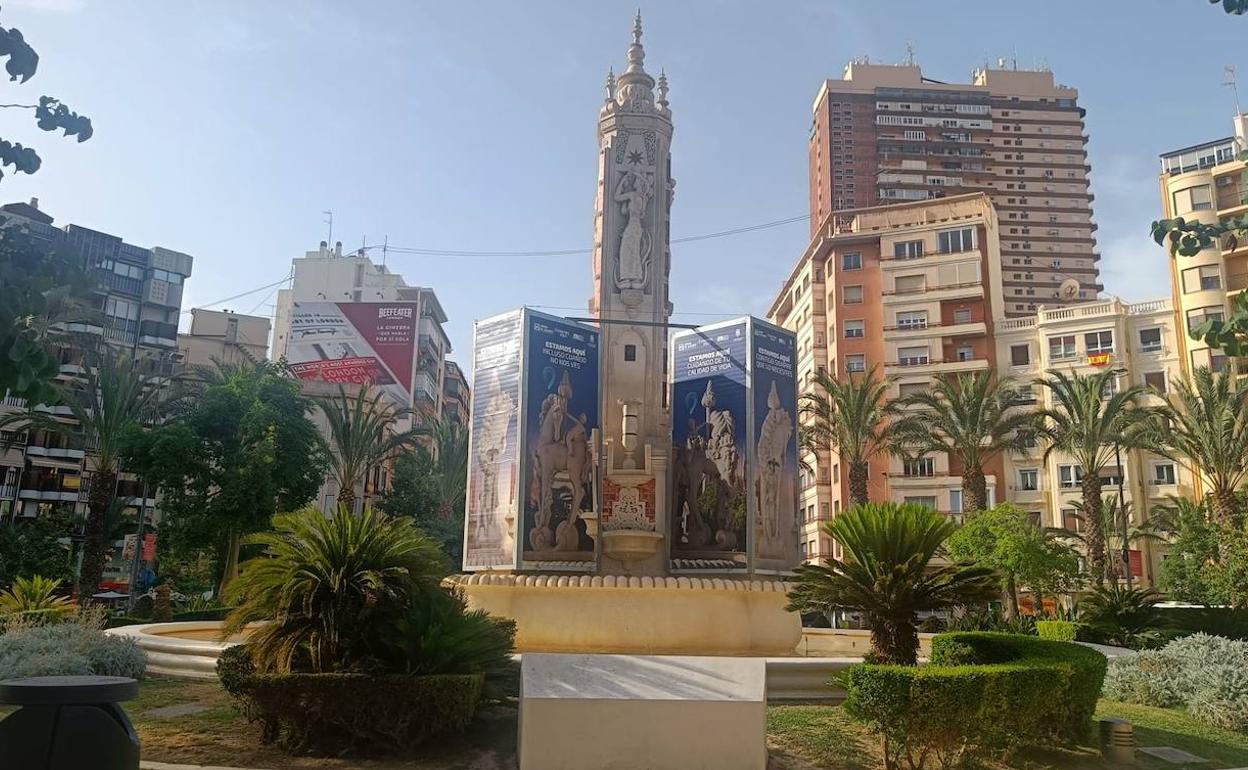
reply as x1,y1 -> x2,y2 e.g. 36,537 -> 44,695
589,13 -> 674,575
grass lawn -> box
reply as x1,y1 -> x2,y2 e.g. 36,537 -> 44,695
767,700 -> 1248,770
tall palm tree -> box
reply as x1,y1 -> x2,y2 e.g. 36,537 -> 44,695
1148,367 -> 1248,526
1060,496 -> 1168,585
9,348 -> 164,600
317,387 -> 419,514
799,367 -> 899,506
786,502 -> 998,665
1037,368 -> 1150,586
416,417 -> 469,521
893,371 -> 1038,515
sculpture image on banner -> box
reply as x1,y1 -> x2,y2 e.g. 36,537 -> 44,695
463,310 -> 523,570
750,320 -> 799,573
670,319 -> 749,571
520,310 -> 599,567
284,301 -> 418,411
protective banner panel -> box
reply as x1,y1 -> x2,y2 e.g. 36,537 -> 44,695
670,319 -> 749,571
285,301 -> 417,411
463,310 -> 523,570
749,319 -> 799,573
519,310 -> 599,568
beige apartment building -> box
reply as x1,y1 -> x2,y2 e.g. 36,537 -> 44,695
1158,113 -> 1248,380
769,192 -> 1183,582
995,298 -> 1190,584
178,308 -> 271,369
809,61 -> 1102,316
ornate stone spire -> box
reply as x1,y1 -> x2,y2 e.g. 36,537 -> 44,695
615,10 -> 655,112
656,68 -> 669,115
601,67 -> 617,116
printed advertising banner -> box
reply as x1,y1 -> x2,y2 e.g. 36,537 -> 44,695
285,302 -> 418,411
463,310 -> 523,570
670,320 -> 749,571
749,319 -> 799,573
519,310 -> 599,568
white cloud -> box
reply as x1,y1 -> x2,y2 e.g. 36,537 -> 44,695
5,0 -> 86,13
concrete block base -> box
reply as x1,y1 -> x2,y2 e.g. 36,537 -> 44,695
519,653 -> 767,770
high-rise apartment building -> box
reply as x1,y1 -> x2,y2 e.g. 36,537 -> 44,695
769,193 -> 1005,561
1158,112 -> 1248,379
441,360 -> 470,427
0,199 -> 193,590
809,62 -> 1101,315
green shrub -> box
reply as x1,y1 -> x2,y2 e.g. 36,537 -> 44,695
221,667 -> 482,754
0,616 -> 146,679
947,608 -> 1038,636
1036,620 -> 1078,642
843,632 -> 1107,769
171,607 -> 229,622
0,575 -> 76,621
1104,633 -> 1248,730
1078,585 -> 1166,649
1156,607 -> 1248,640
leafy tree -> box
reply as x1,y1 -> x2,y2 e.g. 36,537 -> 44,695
944,503 -> 1082,618
0,224 -> 90,404
0,507 -> 74,587
1148,367 -> 1248,526
378,451 -> 463,565
1037,368 -> 1150,586
0,12 -> 93,180
786,502 -> 999,665
1155,494 -> 1248,608
893,372 -> 1037,514
415,417 -> 469,521
125,359 -> 325,595
1212,0 -> 1248,16
316,386 -> 419,514
799,367 -> 899,506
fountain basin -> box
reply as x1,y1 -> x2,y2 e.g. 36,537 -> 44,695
105,621 -> 246,681
446,573 -> 802,656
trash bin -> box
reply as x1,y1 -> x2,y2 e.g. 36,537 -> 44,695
0,675 -> 140,770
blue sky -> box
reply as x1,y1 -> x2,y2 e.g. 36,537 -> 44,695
2,0 -> 1244,364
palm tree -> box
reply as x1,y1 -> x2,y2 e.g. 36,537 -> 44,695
415,417 -> 469,521
799,367 -> 899,506
222,506 -> 448,673
1060,496 -> 1168,585
1148,367 -> 1248,526
1037,368 -> 1150,586
893,371 -> 1038,515
6,349 -> 164,600
317,387 -> 419,514
786,502 -> 999,665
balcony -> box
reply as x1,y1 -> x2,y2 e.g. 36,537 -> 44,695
882,281 -> 984,305
138,319 -> 178,348
883,320 -> 987,339
18,477 -> 81,502
25,444 -> 85,461
884,356 -> 990,376
103,317 -> 138,345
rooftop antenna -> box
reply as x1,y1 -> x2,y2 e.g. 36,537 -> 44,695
322,210 -> 333,250
1225,65 -> 1241,115
904,42 -> 916,67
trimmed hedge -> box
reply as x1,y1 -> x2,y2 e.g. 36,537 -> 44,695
1156,607 -> 1248,640
217,646 -> 483,755
843,632 -> 1107,768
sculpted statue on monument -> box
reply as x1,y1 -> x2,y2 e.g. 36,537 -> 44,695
614,168 -> 653,291
529,370 -> 592,552
755,380 -> 793,542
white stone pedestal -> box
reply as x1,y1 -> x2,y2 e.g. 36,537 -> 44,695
518,653 -> 767,770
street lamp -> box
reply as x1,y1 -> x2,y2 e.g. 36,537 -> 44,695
1110,366 -> 1132,588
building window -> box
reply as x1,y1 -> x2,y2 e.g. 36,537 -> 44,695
1018,469 -> 1039,491
898,346 -> 930,366
1085,330 -> 1114,355
1144,370 -> 1167,392
1139,327 -> 1162,352
1172,184 -> 1213,213
841,252 -> 863,271
843,285 -> 864,304
1182,265 -> 1223,293
844,320 -> 865,338
955,345 -> 974,361
1152,462 -> 1177,486
896,310 -> 928,329
846,354 -> 866,373
1010,344 -> 1030,367
903,457 -> 936,477
150,268 -> 183,285
937,227 -> 975,254
949,489 -> 963,514
104,296 -> 139,321
952,308 -> 972,324
1062,508 -> 1082,532
1187,306 -> 1225,332
624,344 -> 637,362
904,496 -> 938,511
1058,464 -> 1083,489
1048,334 -> 1076,360
894,240 -> 924,259
894,274 -> 925,294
